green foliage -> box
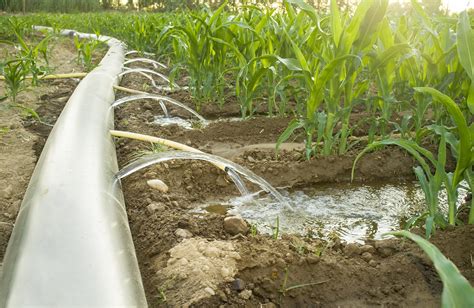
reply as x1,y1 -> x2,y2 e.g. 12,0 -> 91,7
73,35 -> 102,71
0,59 -> 28,103
457,11 -> 474,114
0,2 -> 472,234
390,231 -> 474,307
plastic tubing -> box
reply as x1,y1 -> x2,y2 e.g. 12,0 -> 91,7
0,27 -> 147,307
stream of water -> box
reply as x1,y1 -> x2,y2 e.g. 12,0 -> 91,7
116,151 -> 287,204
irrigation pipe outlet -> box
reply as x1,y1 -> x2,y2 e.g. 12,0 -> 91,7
0,27 -> 147,306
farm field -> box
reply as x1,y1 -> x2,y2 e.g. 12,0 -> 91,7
0,0 -> 473,307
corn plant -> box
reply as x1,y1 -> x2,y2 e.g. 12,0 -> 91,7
0,59 -> 28,103
8,18 -> 52,85
73,34 -> 101,71
169,1 -> 244,108
353,87 -> 473,237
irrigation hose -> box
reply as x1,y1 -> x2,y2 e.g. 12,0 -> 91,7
110,129 -> 226,171
0,72 -> 87,80
113,85 -> 146,94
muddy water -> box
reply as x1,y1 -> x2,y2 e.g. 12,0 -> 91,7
197,181 -> 468,243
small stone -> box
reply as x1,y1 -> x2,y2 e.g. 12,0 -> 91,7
360,245 -> 375,254
146,179 -> 169,192
379,247 -> 394,258
247,156 -> 256,162
361,252 -> 373,262
3,212 -> 13,219
143,102 -> 153,110
261,302 -> 277,308
221,267 -> 232,278
177,258 -> 189,266
57,96 -> 69,103
217,290 -> 228,302
306,256 -> 319,264
216,175 -> 228,187
239,289 -> 252,300
203,246 -> 221,257
204,287 -> 215,296
231,278 -> 245,291
146,203 -> 164,214
0,185 -> 13,200
223,216 -> 249,235
174,228 -> 193,238
369,260 -> 378,267
171,201 -> 179,207
344,243 -> 361,257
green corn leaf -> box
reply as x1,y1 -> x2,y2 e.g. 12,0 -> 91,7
468,83 -> 474,115
355,0 -> 388,49
307,55 -> 359,119
379,18 -> 394,49
372,44 -> 410,71
424,214 -> 434,239
330,0 -> 342,48
0,40 -> 14,46
352,139 -> 435,181
209,36 -> 245,65
414,87 -> 472,186
457,11 -> 474,81
285,0 -> 318,23
410,0 -> 434,29
284,29 -> 310,73
341,0 -> 372,54
457,11 -> 474,113
276,56 -> 302,71
283,0 -> 296,22
276,119 -> 304,154
209,0 -> 227,27
390,231 -> 474,307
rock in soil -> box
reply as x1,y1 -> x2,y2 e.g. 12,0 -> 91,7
231,278 -> 246,291
146,203 -> 165,214
361,252 -> 373,262
344,243 -> 361,257
223,216 -> 249,235
239,289 -> 252,300
146,179 -> 169,192
174,228 -> 193,238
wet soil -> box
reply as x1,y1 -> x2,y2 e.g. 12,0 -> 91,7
114,76 -> 474,307
0,36 -> 103,262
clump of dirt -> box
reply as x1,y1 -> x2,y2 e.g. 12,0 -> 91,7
155,238 -> 240,307
114,89 -> 473,307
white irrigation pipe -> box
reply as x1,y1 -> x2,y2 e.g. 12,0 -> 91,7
0,27 -> 147,306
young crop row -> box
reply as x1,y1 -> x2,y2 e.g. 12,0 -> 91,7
0,0 -> 472,235
0,17 -> 104,104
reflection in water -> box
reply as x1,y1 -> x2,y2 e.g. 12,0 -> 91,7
153,115 -> 195,129
197,181 -> 468,243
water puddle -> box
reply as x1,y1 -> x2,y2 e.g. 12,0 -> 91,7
153,115 -> 196,129
152,116 -> 243,129
195,181 -> 469,243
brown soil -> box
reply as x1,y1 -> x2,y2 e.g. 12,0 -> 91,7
113,79 -> 473,307
0,36 -> 103,261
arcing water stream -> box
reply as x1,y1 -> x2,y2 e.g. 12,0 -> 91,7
116,151 -> 287,204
